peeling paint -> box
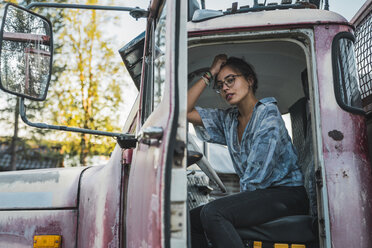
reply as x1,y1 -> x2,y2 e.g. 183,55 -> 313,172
0,192 -> 53,208
0,210 -> 77,247
316,22 -> 372,247
77,146 -> 122,248
0,171 -> 60,185
0,167 -> 84,209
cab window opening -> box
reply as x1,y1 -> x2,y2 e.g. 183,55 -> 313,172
186,38 -> 319,246
141,4 -> 167,124
141,22 -> 154,124
153,3 -> 166,109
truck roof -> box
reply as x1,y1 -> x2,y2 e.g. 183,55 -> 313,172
186,8 -> 351,114
188,8 -> 349,34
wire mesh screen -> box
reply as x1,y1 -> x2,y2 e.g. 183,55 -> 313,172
337,38 -> 363,109
187,171 -> 211,209
355,9 -> 372,108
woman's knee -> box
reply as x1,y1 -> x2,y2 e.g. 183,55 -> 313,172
190,205 -> 205,233
200,202 -> 223,230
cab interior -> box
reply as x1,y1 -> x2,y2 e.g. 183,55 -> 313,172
186,39 -> 320,248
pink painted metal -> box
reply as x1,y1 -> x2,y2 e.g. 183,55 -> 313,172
0,210 -> 77,247
188,8 -> 349,36
77,146 -> 124,248
125,1 -> 179,247
314,24 -> 372,247
125,101 -> 174,248
0,149 -> 126,248
0,167 -> 83,248
123,148 -> 133,165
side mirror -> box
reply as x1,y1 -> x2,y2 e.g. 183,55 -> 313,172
0,3 -> 53,101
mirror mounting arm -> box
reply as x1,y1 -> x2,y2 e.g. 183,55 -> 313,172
26,3 -> 148,20
19,98 -> 137,149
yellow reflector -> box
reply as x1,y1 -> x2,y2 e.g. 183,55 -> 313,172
291,245 -> 306,248
253,241 -> 262,248
274,244 -> 289,248
33,235 -> 61,248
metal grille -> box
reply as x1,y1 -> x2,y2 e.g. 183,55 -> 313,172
355,9 -> 372,108
187,171 -> 211,209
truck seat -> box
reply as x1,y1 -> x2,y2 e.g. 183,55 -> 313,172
237,215 -> 315,243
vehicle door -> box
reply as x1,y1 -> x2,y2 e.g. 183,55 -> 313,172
125,0 -> 187,247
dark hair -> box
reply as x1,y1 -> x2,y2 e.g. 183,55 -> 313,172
214,57 -> 258,94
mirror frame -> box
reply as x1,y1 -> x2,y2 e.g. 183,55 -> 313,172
0,3 -> 53,101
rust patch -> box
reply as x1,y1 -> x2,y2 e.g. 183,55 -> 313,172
328,130 -> 344,141
335,143 -> 343,154
342,171 -> 348,178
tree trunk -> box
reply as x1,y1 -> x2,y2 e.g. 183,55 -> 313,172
79,133 -> 87,166
9,98 -> 19,171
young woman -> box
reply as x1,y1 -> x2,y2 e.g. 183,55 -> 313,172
187,55 -> 309,248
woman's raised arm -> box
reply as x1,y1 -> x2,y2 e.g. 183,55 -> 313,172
187,54 -> 227,125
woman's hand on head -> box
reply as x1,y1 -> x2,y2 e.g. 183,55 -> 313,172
210,54 -> 227,76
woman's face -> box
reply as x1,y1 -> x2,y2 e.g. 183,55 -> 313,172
216,65 -> 253,105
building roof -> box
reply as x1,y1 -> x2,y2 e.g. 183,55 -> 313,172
0,142 -> 63,171
0,153 -> 60,170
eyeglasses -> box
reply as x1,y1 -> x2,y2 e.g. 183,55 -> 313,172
214,74 -> 243,94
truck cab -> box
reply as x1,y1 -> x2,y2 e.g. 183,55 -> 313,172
0,1 -> 371,248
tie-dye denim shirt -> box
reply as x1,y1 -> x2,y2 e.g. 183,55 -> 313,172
194,97 -> 304,191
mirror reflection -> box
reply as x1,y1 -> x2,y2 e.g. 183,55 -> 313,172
0,4 -> 52,101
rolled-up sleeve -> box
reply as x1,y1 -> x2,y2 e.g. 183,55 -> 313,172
193,107 -> 227,145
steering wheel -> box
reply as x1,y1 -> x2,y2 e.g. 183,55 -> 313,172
187,133 -> 227,193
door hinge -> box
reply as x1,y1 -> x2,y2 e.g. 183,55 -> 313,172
173,140 -> 185,167
318,218 -> 326,238
315,167 -> 323,188
139,126 -> 163,146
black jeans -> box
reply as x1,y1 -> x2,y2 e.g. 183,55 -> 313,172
190,186 -> 309,248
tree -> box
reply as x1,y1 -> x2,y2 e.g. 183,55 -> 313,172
47,0 -> 127,166
0,0 -> 135,168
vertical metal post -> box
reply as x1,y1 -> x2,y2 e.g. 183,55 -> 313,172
201,0 -> 205,9
254,0 -> 259,7
203,142 -> 209,158
324,0 -> 329,10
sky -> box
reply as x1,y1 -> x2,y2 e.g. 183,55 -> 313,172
202,0 -> 367,20
122,0 -> 368,42
329,0 -> 367,20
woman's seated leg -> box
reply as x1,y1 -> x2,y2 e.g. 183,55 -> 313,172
190,205 -> 209,248
196,186 -> 308,248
